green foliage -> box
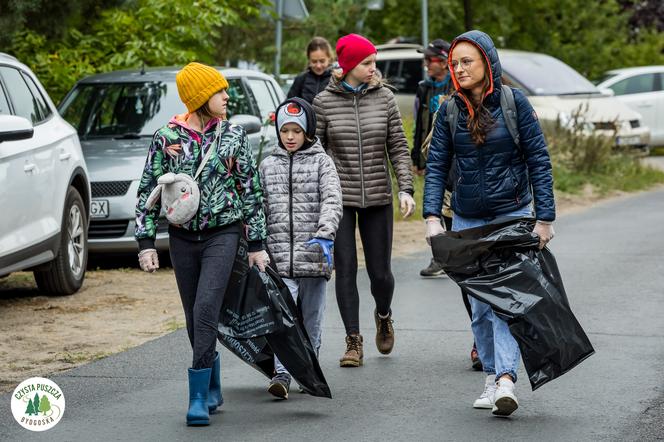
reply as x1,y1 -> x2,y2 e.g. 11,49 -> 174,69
7,0 -> 266,101
38,395 -> 51,415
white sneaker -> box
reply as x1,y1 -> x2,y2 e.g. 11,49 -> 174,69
492,377 -> 519,417
473,375 -> 497,409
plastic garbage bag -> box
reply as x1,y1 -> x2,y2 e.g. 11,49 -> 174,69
431,217 -> 595,390
217,238 -> 332,398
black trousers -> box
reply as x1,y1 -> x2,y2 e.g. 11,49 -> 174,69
334,204 -> 394,335
169,225 -> 240,369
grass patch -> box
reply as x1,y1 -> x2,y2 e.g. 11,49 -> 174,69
650,146 -> 664,156
163,317 -> 185,332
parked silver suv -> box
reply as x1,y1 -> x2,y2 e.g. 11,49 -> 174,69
58,67 -> 285,254
0,53 -> 90,294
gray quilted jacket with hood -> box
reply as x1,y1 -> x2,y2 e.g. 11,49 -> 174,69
260,98 -> 343,279
313,74 -> 413,208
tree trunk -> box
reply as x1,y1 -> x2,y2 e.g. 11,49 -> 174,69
463,0 -> 472,31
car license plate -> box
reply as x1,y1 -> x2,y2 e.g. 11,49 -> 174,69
616,135 -> 640,146
91,200 -> 109,218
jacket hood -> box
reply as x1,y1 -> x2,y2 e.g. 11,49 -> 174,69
325,69 -> 386,95
274,97 -> 318,151
448,30 -> 503,115
271,137 -> 325,158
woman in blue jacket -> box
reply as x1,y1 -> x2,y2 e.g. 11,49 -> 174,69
423,30 -> 555,417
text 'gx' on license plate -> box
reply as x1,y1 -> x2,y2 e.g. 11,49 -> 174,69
91,200 -> 109,218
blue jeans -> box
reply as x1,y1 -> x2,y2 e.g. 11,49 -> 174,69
452,206 -> 532,382
275,277 -> 327,374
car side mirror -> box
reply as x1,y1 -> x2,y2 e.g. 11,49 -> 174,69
599,88 -> 615,97
229,114 -> 263,135
0,115 -> 34,143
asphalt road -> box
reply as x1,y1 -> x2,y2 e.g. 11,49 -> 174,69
2,188 -> 663,442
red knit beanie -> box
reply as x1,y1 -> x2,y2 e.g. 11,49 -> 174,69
336,34 -> 377,74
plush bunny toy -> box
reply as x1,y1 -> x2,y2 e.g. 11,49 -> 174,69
145,172 -> 201,225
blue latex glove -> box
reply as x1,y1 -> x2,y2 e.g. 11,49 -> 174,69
306,238 -> 334,269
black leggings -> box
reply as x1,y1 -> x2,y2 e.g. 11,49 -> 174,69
169,226 -> 239,369
334,204 -> 394,335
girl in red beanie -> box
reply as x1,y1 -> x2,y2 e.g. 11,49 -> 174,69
313,34 -> 415,368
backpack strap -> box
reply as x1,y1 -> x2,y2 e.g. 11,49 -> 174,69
445,98 -> 459,141
500,85 -> 520,147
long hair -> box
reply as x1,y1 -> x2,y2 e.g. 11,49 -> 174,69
459,57 -> 494,145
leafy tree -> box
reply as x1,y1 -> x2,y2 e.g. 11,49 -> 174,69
24,398 -> 36,416
38,395 -> 52,415
32,393 -> 40,414
7,0 -> 266,101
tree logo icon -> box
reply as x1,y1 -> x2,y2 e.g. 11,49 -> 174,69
11,377 -> 65,432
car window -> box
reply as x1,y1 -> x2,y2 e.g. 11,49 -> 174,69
610,74 -> 656,95
59,81 -> 185,137
500,52 -> 599,95
0,83 -> 9,115
400,60 -> 423,94
226,78 -> 254,118
0,66 -> 45,123
376,61 -> 387,77
247,78 -> 277,120
22,72 -> 53,121
386,60 -> 400,79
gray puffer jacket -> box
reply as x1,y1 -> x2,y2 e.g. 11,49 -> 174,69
259,140 -> 342,279
313,76 -> 413,208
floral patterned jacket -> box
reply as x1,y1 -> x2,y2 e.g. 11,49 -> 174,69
135,115 -> 267,250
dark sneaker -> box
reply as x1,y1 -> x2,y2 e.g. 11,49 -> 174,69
471,343 -> 483,371
374,310 -> 395,355
419,258 -> 448,278
268,373 -> 291,399
339,334 -> 364,367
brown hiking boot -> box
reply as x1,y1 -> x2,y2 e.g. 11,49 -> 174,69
374,310 -> 395,355
339,334 -> 363,367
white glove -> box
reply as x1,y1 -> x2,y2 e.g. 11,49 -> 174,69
533,221 -> 555,250
138,248 -> 159,273
425,217 -> 446,245
398,191 -> 416,218
248,250 -> 270,272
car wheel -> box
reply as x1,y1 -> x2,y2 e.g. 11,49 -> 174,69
34,186 -> 88,295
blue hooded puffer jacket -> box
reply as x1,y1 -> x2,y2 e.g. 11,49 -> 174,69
423,30 -> 555,222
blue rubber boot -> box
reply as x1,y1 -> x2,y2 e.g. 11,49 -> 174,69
186,368 -> 211,426
207,352 -> 223,413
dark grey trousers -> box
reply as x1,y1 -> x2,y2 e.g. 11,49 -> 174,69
169,225 -> 240,369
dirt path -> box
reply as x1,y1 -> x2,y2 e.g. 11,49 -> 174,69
0,187 -> 657,393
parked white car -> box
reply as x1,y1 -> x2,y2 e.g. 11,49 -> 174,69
0,53 -> 90,294
376,44 -> 651,150
596,66 -> 664,147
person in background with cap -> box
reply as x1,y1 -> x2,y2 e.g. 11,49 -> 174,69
415,39 -> 455,280
313,33 -> 415,368
135,62 -> 268,426
412,38 -> 454,177
413,39 -> 484,372
259,97 -> 342,399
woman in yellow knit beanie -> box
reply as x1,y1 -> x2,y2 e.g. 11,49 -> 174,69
135,62 -> 269,426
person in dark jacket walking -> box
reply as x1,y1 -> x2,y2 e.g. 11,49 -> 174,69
414,39 -> 454,279
313,33 -> 415,368
135,62 -> 269,426
423,31 -> 555,417
287,37 -> 334,104
259,97 -> 342,399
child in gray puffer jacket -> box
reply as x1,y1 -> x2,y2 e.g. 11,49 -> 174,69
259,97 -> 342,399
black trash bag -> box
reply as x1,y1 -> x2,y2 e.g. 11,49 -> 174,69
431,217 -> 595,390
218,238 -> 284,339
217,238 -> 332,398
